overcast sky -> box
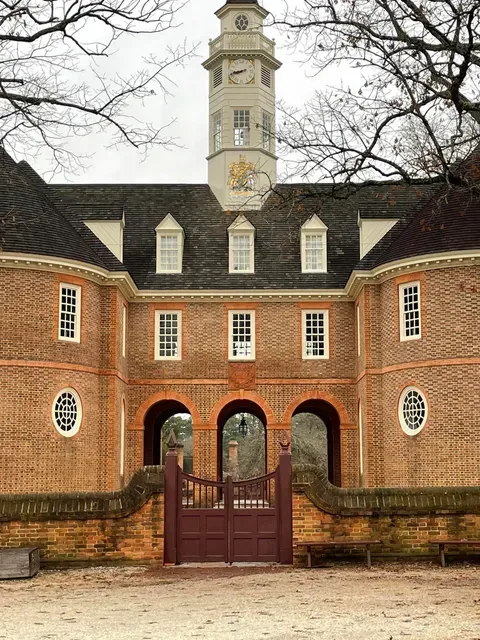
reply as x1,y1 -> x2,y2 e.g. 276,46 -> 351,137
39,0 -> 324,185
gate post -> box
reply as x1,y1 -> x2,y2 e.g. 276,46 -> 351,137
164,431 -> 178,565
278,435 -> 293,565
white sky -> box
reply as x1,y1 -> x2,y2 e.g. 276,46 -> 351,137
40,0 -> 326,184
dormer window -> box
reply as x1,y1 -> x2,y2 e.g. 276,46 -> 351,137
155,214 -> 184,274
228,215 -> 255,273
301,214 -> 328,273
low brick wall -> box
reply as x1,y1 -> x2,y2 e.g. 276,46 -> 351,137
293,465 -> 480,564
1,464 -> 480,566
0,468 -> 165,565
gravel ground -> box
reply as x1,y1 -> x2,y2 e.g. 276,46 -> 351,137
1,563 -> 480,640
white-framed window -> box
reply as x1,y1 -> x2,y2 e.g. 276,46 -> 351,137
122,305 -> 127,358
302,310 -> 329,359
262,110 -> 273,152
398,386 -> 428,435
301,215 -> 328,273
52,388 -> 82,437
155,310 -> 182,360
213,111 -> 222,152
234,109 -> 250,146
399,281 -> 421,341
155,214 -> 184,274
356,304 -> 361,356
229,310 -> 255,360
58,284 -> 81,343
228,215 -> 255,273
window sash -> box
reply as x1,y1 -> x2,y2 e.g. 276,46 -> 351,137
229,311 -> 255,360
234,109 -> 250,146
59,284 -> 81,342
159,234 -> 180,272
155,311 -> 182,360
400,282 -> 421,340
304,234 -> 324,271
302,310 -> 329,359
231,234 -> 252,272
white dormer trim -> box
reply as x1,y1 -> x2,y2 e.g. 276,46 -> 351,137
358,216 -> 399,259
228,214 -> 255,274
84,216 -> 125,263
155,214 -> 185,274
301,214 -> 328,273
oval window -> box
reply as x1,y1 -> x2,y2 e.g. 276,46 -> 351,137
52,388 -> 82,437
398,387 -> 427,435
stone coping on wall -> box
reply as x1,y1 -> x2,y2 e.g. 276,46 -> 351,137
0,467 -> 164,522
293,466 -> 480,516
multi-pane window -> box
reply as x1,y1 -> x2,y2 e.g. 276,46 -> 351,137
234,110 -> 250,146
229,311 -> 255,360
59,284 -> 81,342
399,387 -> 428,435
304,234 -> 325,272
262,111 -> 273,152
235,14 -> 249,31
400,282 -> 421,340
155,311 -> 182,360
302,310 -> 329,359
159,235 -> 179,272
52,388 -> 82,437
213,111 -> 222,152
232,234 -> 252,272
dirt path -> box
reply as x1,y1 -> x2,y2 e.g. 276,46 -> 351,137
1,564 -> 479,639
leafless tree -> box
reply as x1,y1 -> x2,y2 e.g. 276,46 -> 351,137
273,0 -> 480,189
0,0 -> 195,174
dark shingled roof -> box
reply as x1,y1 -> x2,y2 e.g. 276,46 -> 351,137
3,146 -> 480,290
0,149 -> 123,270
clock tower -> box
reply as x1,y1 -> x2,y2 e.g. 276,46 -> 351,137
203,0 -> 281,210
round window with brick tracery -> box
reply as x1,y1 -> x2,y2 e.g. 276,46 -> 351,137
52,388 -> 82,437
398,387 -> 427,435
235,14 -> 249,31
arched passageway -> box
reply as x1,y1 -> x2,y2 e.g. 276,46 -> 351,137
291,399 -> 342,486
216,399 -> 267,481
143,400 -> 193,471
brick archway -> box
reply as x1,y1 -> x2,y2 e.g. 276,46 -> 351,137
132,390 -> 201,430
209,391 -> 275,428
283,390 -> 351,427
283,391 -> 354,487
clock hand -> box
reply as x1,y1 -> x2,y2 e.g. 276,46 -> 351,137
232,68 -> 248,74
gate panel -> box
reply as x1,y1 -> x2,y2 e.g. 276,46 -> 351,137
177,470 -> 227,563
165,434 -> 293,565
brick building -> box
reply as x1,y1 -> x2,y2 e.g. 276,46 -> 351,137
1,0 -> 480,496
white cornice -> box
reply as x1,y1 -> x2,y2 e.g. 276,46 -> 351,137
1,250 -> 480,302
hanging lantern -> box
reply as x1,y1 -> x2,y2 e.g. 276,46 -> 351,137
238,413 -> 248,437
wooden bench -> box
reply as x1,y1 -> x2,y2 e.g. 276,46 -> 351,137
429,539 -> 480,567
297,540 -> 382,569
0,547 -> 40,579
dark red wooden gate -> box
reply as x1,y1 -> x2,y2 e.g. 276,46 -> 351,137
164,437 -> 293,565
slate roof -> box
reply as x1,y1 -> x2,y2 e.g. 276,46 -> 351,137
2,147 -> 480,291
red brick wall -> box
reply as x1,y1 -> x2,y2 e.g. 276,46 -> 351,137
0,495 -> 164,563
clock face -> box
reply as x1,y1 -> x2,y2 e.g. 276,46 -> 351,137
229,59 -> 255,85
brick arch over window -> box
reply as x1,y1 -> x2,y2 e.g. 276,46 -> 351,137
209,391 -> 275,428
133,390 -> 201,430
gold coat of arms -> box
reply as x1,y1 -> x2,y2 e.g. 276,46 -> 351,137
228,156 -> 257,194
